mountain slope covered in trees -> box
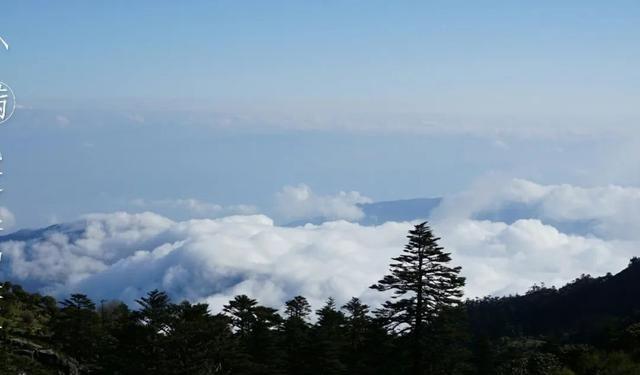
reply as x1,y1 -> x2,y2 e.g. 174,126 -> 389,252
1,225 -> 639,374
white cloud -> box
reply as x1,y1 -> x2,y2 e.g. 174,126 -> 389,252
0,213 -> 403,310
0,207 -> 16,231
275,184 -> 372,222
1,179 -> 639,312
434,177 -> 640,240
55,115 -> 70,127
439,218 -> 633,297
132,198 -> 258,219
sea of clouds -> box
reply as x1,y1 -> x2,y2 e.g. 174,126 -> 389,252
1,179 -> 638,312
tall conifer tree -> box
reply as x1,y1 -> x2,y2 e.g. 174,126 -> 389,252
371,222 -> 465,374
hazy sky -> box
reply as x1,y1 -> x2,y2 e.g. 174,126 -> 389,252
3,2 -> 640,305
1,1 -> 640,228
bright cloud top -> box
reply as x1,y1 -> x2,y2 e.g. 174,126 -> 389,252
132,198 -> 258,219
0,214 -> 404,311
275,184 -> 372,222
0,179 -> 638,311
435,178 -> 640,240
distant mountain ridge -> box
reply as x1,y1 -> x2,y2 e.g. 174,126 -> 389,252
359,197 -> 442,225
285,197 -> 442,226
0,222 -> 86,243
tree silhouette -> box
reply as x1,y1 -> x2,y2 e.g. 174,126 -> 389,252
165,302 -> 237,375
341,297 -> 371,372
223,294 -> 258,338
130,290 -> 176,374
285,296 -> 311,320
5,238 -> 640,374
135,289 -> 174,335
52,294 -> 102,363
313,297 -> 347,374
283,296 -> 312,375
224,295 -> 285,374
371,222 -> 465,374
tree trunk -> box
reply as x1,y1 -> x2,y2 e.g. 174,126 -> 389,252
413,246 -> 425,375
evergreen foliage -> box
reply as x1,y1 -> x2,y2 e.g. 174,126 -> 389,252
0,224 -> 639,374
370,222 -> 466,374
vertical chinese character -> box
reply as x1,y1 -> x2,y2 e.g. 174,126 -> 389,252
0,83 -> 7,122
0,82 -> 15,124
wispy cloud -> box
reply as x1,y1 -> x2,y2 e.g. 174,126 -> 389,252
275,184 -> 372,222
0,207 -> 15,231
131,198 -> 258,219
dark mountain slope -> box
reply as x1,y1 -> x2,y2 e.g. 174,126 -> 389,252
467,257 -> 640,341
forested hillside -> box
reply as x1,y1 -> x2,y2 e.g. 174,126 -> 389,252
1,225 -> 639,374
466,257 -> 640,374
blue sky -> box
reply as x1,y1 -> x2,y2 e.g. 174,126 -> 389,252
1,1 -> 640,228
4,1 -> 640,114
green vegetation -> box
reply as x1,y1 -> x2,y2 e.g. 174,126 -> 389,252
1,223 -> 639,374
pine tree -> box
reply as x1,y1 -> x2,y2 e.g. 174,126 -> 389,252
224,296 -> 285,374
250,306 -> 285,374
223,295 -> 259,338
316,297 -> 345,329
165,301 -> 237,375
285,296 -> 311,320
370,222 -> 465,375
51,294 -> 102,363
313,297 -> 347,374
131,290 -> 176,374
283,296 -> 313,375
135,289 -> 174,335
342,297 -> 370,372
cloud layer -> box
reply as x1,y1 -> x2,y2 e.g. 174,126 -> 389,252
132,198 -> 258,219
435,178 -> 640,240
275,184 -> 372,222
0,179 -> 638,312
0,213 -> 403,311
